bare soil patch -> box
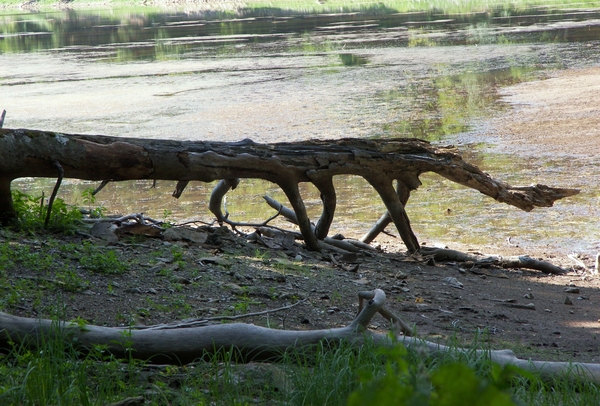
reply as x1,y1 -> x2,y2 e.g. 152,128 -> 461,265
3,218 -> 600,365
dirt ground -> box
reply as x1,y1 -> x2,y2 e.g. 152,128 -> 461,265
3,66 -> 600,366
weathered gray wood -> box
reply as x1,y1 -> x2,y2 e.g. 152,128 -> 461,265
361,180 -> 411,244
0,128 -> 579,252
420,247 -> 568,274
2,289 -> 600,384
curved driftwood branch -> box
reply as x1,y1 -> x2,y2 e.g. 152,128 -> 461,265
361,180 -> 411,244
278,182 -> 320,251
361,211 -> 392,244
306,170 -> 337,240
263,196 -> 374,252
420,247 -> 568,275
2,289 -> 600,383
92,180 -> 111,196
172,180 -> 190,199
0,129 -> 579,251
0,290 -> 392,364
399,336 -> 600,383
208,178 -> 240,223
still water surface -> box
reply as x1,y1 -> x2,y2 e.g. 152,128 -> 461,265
1,4 -> 600,254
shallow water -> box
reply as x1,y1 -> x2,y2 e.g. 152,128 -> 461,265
1,4 -> 600,255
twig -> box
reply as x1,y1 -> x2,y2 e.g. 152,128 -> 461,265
82,213 -> 162,225
174,219 -> 213,227
221,206 -> 284,229
14,275 -> 66,287
133,298 -> 308,330
44,161 -> 64,228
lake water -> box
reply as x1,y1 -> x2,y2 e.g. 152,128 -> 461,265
1,3 -> 600,255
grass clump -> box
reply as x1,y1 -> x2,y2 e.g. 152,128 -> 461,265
0,325 -> 145,405
11,191 -> 82,234
1,331 -> 600,405
78,242 -> 128,275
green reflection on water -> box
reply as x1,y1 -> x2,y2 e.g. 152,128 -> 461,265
379,66 -> 538,141
338,53 -> 369,66
2,2 -> 600,60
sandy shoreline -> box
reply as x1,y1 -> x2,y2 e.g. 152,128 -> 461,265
488,66 -> 600,157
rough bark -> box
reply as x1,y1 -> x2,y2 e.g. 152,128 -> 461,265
0,128 -> 579,252
420,247 -> 568,274
1,289 -> 600,383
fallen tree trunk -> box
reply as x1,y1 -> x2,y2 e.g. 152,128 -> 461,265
0,128 -> 579,252
1,289 -> 599,383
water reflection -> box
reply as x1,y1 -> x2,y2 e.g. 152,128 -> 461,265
377,67 -> 538,140
338,53 -> 369,66
2,5 -> 600,60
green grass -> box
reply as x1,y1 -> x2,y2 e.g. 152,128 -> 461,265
10,191 -> 82,234
1,329 -> 599,405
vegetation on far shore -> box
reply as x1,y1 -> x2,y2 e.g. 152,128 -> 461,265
3,0 -> 600,14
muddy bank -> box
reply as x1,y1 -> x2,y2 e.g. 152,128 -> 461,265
487,66 -> 600,157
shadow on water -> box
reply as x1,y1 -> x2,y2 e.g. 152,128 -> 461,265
2,2 -> 600,255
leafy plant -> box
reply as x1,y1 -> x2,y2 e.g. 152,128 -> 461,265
82,188 -> 106,218
348,344 -> 521,406
56,268 -> 89,292
11,190 -> 82,233
79,242 -> 128,274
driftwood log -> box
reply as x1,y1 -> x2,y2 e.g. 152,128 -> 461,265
1,289 -> 600,383
0,128 -> 579,253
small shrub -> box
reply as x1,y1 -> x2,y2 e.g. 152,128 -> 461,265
11,190 -> 82,233
348,344 -> 521,406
